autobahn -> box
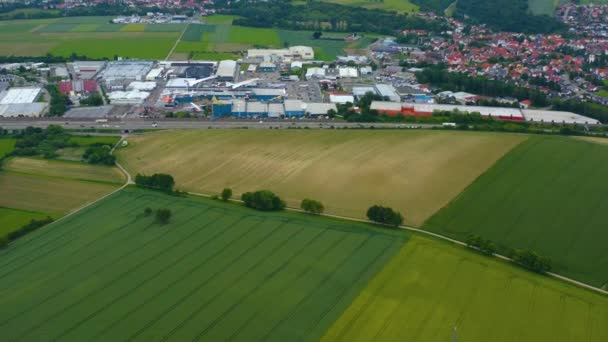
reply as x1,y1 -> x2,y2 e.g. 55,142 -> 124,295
0,117 -> 438,131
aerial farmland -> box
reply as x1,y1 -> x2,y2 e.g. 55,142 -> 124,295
1,1 -> 608,340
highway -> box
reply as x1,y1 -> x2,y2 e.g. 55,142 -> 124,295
0,118 -> 437,131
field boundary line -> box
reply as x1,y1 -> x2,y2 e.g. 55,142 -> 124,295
165,24 -> 189,61
184,191 -> 608,296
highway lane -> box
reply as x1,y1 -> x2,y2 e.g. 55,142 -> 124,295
0,118 -> 438,131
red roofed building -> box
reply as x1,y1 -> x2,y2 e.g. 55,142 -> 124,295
58,81 -> 73,95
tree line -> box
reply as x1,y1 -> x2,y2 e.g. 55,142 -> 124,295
0,217 -> 54,249
46,84 -> 70,117
553,99 -> 608,124
135,173 -> 176,193
466,234 -> 552,274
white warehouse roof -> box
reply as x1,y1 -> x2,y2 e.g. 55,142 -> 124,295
329,94 -> 355,104
375,84 -> 400,102
108,90 -> 150,104
166,78 -> 196,88
216,60 -> 237,78
414,103 -> 524,119
146,68 -> 163,80
304,102 -> 337,116
0,103 -> 46,117
0,87 -> 41,104
523,109 -> 600,125
338,67 -> 358,78
128,81 -> 157,91
306,67 -> 326,79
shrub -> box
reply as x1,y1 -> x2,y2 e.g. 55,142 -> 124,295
512,249 -> 552,274
83,144 -> 116,165
135,173 -> 175,192
6,217 -> 54,242
155,208 -> 172,225
241,190 -> 286,211
366,205 -> 403,227
300,198 -> 324,214
143,207 -> 152,216
221,188 -> 233,202
465,234 -> 496,256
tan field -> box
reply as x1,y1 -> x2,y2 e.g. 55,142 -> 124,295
4,157 -> 125,184
0,157 -> 124,215
117,130 -> 526,226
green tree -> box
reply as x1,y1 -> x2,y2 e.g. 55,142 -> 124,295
221,188 -> 233,202
143,207 -> 152,217
80,93 -> 104,107
135,173 -> 175,193
155,208 -> 172,225
241,190 -> 286,211
366,205 -> 403,227
300,198 -> 324,214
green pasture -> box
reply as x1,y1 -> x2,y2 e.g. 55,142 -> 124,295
528,0 -> 562,15
49,35 -> 176,59
0,17 -> 177,58
0,138 -> 15,157
68,135 -> 120,146
424,136 -> 608,287
0,207 -> 50,238
322,0 -> 419,13
0,16 -> 376,59
229,26 -> 281,47
324,235 -> 608,341
203,15 -> 239,24
279,30 -> 346,60
0,187 -> 404,341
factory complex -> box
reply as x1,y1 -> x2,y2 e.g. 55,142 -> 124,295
0,48 -> 601,125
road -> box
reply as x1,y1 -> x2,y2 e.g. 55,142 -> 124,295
0,118 -> 438,131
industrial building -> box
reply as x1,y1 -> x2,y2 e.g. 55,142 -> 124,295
329,93 -> 355,104
0,103 -> 47,117
338,67 -> 358,78
170,87 -> 285,103
69,61 -> 106,80
258,62 -> 277,73
247,46 -> 314,61
375,84 -> 400,102
210,99 -> 334,118
99,61 -> 154,85
128,81 -> 157,91
284,99 -> 305,117
306,67 -> 326,79
0,87 -> 46,117
522,109 -> 600,124
215,60 -> 237,81
370,101 -> 599,124
107,90 -> 150,104
0,87 -> 42,104
58,80 -> 98,95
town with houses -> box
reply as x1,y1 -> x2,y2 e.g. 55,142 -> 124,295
1,2 -> 608,126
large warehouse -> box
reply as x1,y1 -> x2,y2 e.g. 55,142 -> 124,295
0,87 -> 41,104
247,46 -> 314,61
215,60 -> 237,82
0,87 -> 46,117
99,61 -> 154,85
370,101 -> 599,124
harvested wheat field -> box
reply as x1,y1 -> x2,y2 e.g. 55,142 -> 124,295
118,130 -> 525,226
